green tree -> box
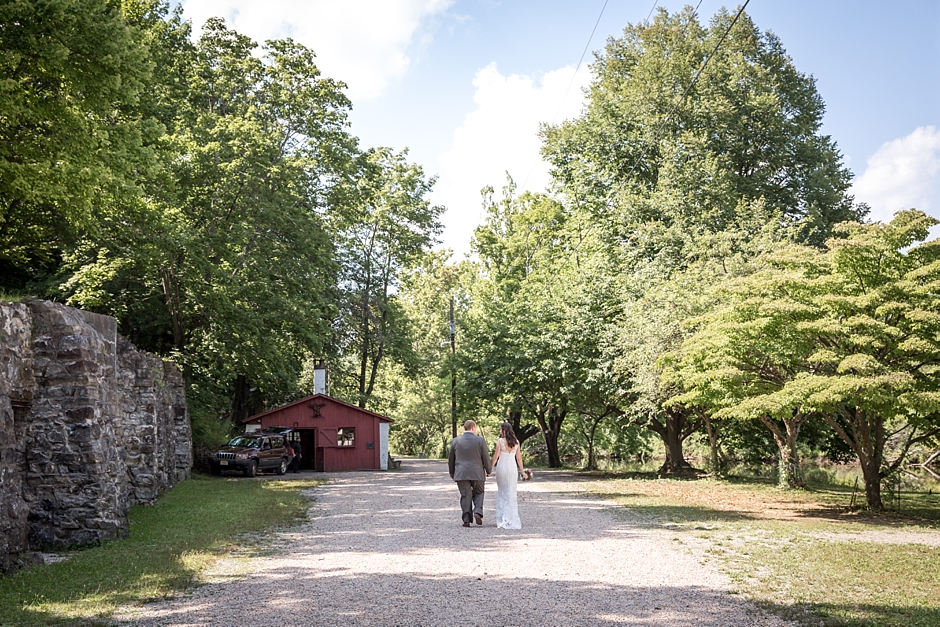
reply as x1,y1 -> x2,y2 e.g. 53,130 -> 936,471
462,179 -> 627,467
62,17 -> 354,438
541,6 -> 864,245
538,5 -> 864,476
668,211 -> 940,507
0,0 -> 154,275
373,250 -> 468,457
330,147 -> 444,408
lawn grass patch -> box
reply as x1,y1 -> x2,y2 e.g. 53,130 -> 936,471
729,537 -> 940,627
584,473 -> 940,627
0,475 -> 321,627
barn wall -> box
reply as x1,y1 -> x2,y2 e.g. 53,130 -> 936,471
324,407 -> 379,471
250,395 -> 389,471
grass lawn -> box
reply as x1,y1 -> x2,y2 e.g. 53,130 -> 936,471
0,475 -> 320,627
583,473 -> 940,627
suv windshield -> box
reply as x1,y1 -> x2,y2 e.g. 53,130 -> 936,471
227,436 -> 261,448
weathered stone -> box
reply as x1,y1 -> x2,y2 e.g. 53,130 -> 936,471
0,300 -> 192,572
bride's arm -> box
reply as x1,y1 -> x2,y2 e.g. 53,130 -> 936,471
489,439 -> 501,474
515,446 -> 524,472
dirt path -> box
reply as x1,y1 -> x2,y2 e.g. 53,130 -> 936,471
115,459 -> 794,626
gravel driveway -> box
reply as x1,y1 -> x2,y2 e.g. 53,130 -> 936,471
116,459 -> 794,627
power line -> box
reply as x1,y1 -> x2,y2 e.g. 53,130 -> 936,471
609,0 -> 750,207
645,0 -> 660,23
563,0 -> 751,257
518,0 -> 610,194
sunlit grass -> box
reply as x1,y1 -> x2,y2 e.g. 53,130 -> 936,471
0,475 -> 321,627
585,473 -> 940,627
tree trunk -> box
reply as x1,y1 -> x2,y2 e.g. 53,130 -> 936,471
230,374 -> 251,425
860,456 -> 883,510
586,418 -> 598,471
535,404 -> 566,468
506,407 -> 539,448
646,408 -> 700,476
821,406 -> 885,510
357,291 -> 370,408
758,415 -> 805,489
161,268 -> 185,351
703,415 -> 721,475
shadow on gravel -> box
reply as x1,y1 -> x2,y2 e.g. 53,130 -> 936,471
759,599 -> 940,627
122,574 -> 777,627
293,459 -> 671,555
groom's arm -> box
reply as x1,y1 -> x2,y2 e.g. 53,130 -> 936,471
479,439 -> 492,475
448,440 -> 456,478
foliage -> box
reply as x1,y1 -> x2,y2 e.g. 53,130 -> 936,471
540,6 -> 865,246
330,148 -> 444,409
0,2 -> 442,448
667,210 -> 940,507
377,251 -> 467,456
0,0 -> 154,271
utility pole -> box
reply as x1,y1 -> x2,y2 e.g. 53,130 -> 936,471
450,297 -> 457,438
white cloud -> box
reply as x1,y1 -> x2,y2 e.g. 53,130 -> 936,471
180,0 -> 453,100
433,62 -> 591,257
852,126 -> 940,233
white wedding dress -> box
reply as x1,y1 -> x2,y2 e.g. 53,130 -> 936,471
494,438 -> 522,530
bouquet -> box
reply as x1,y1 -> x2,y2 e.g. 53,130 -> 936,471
520,468 -> 533,481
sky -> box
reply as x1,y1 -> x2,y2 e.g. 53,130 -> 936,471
176,0 -> 940,256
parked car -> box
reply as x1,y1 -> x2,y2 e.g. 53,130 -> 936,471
208,431 -> 294,477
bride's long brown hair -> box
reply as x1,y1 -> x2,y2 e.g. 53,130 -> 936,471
500,421 -> 518,449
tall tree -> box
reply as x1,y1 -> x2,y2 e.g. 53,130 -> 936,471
332,147 -> 444,408
61,17 -> 354,435
541,6 -> 864,245
371,250 -> 469,457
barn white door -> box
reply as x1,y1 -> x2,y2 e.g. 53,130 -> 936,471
379,422 -> 389,470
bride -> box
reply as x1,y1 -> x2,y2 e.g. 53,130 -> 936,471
490,421 -> 525,529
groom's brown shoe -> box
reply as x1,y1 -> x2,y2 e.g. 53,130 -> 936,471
462,521 -> 471,527
474,513 -> 483,525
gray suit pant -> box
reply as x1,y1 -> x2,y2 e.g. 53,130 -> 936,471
456,479 -> 485,522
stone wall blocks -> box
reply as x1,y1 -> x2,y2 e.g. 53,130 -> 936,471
1,301 -> 191,569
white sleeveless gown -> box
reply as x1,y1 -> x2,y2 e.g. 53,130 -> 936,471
494,439 -> 522,529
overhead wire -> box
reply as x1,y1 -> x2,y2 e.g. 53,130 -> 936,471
518,0 -> 610,194
562,0 -> 751,258
609,0 -> 750,206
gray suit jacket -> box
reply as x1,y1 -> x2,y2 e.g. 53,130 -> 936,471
448,432 -> 491,481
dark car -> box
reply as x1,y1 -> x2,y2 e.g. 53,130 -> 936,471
208,432 -> 294,477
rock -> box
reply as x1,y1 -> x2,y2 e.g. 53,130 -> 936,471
0,300 -> 192,573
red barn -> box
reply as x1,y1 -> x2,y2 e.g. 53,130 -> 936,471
242,394 -> 392,471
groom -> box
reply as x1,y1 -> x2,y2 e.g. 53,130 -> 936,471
448,420 -> 492,527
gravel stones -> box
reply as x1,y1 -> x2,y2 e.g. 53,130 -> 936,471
115,459 -> 796,626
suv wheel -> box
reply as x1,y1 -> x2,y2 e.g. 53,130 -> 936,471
276,458 -> 288,475
244,461 -> 258,478
210,464 -> 222,476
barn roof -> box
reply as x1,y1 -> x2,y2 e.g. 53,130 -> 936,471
241,393 -> 394,424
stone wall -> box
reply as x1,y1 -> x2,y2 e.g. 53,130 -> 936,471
0,301 -> 192,572
0,303 -> 32,573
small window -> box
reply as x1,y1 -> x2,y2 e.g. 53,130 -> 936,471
337,427 -> 355,447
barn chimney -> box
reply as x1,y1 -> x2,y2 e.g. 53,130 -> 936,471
313,359 -> 327,395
